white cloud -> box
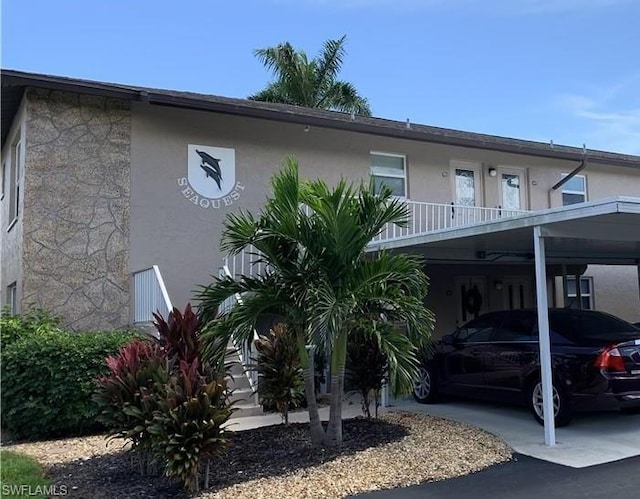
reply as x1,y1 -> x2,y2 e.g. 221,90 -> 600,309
556,76 -> 640,155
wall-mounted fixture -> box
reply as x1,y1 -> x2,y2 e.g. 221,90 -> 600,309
442,171 -> 449,177
494,280 -> 503,291
304,125 -> 310,132
488,167 -> 497,177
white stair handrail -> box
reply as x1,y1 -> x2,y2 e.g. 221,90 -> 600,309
133,265 -> 173,324
153,264 -> 173,313
220,260 -> 260,403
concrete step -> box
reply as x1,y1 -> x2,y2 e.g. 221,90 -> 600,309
224,342 -> 261,417
229,387 -> 255,405
229,402 -> 264,419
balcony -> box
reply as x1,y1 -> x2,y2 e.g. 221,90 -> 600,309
372,200 -> 530,244
221,201 -> 530,280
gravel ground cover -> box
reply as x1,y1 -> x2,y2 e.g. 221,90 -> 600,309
3,411 -> 512,498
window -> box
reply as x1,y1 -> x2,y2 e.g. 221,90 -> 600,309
370,153 -> 406,197
492,312 -> 536,341
6,282 -> 17,315
1,160 -> 6,200
561,174 -> 586,206
455,313 -> 502,343
455,169 -> 476,206
565,276 -> 593,310
8,135 -> 22,226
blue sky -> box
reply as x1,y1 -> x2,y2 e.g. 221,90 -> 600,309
2,0 -> 639,154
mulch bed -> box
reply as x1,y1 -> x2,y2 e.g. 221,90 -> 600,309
42,418 -> 409,498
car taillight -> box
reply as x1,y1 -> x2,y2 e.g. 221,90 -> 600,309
595,346 -> 626,373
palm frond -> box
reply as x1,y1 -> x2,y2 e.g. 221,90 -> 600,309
323,81 -> 372,115
251,37 -> 370,115
313,35 -> 347,104
248,84 -> 292,104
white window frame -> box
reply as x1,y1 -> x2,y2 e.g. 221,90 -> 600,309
561,173 -> 587,206
565,276 -> 594,310
6,282 -> 17,315
370,151 -> 407,199
1,160 -> 6,200
8,133 -> 22,230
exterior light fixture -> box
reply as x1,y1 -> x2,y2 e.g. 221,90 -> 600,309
488,167 -> 497,177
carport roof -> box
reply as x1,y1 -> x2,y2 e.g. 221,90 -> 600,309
370,197 -> 640,265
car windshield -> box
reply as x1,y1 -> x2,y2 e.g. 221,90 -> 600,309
550,310 -> 639,344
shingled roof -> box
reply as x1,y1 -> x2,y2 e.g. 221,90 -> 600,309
2,69 -> 639,169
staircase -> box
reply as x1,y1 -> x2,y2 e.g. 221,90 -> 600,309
225,345 -> 263,418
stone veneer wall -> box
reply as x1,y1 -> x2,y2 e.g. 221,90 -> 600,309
22,88 -> 131,330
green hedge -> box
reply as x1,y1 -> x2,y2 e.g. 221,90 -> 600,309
1,313 -> 136,440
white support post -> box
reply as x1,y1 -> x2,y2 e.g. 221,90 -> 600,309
561,264 -> 568,308
533,226 -> 556,446
381,382 -> 389,408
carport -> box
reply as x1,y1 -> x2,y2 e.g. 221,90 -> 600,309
371,196 -> 640,446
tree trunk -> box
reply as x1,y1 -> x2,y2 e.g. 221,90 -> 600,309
296,332 -> 324,445
324,332 -> 348,447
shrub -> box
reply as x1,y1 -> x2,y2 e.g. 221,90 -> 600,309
153,304 -> 200,364
93,304 -> 232,492
149,359 -> 231,492
93,340 -> 169,460
345,327 -> 388,418
1,328 -> 136,440
252,323 -> 304,424
0,307 -> 63,347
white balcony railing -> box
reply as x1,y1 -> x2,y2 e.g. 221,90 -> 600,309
372,201 -> 529,243
133,265 -> 173,323
220,201 -> 529,280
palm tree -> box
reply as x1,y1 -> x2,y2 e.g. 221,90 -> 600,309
249,36 -> 372,116
197,158 -> 434,446
198,160 -> 326,445
301,175 -> 435,445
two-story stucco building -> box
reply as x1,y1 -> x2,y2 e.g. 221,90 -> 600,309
1,69 -> 639,334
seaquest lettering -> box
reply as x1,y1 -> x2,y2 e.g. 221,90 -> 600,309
178,177 -> 245,209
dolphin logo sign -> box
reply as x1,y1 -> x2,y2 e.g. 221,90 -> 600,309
196,149 -> 223,190
179,144 -> 244,209
185,144 -> 236,199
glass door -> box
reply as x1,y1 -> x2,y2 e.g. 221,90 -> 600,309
451,162 -> 482,226
497,167 -> 527,216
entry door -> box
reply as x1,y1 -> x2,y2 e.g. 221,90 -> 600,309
497,167 -> 527,216
502,277 -> 533,310
451,162 -> 482,227
455,276 -> 488,325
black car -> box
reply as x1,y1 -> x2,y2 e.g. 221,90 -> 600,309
413,308 -> 640,426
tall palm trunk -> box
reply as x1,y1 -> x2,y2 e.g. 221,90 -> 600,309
324,331 -> 348,447
296,332 -> 324,445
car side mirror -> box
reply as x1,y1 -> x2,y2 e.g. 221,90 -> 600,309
442,334 -> 454,346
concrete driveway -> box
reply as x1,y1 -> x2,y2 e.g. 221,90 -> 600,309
392,398 -> 640,468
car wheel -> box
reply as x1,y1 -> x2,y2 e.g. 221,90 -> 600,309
528,380 -> 572,427
413,365 -> 438,404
